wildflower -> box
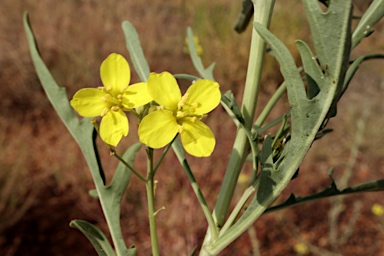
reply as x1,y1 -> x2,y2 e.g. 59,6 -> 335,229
183,36 -> 203,56
372,204 -> 384,216
70,53 -> 151,146
138,72 -> 220,157
293,243 -> 309,255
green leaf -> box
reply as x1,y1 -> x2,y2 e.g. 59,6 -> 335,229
70,220 -> 116,256
302,0 -> 352,119
352,0 -> 384,48
24,12 -> 103,189
122,21 -> 150,82
186,27 -> 216,81
25,13 -> 134,255
257,135 -> 275,203
295,40 -> 324,99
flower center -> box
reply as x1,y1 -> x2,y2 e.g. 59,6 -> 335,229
101,94 -> 120,105
176,93 -> 202,120
100,92 -> 123,116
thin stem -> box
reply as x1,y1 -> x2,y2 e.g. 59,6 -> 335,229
219,181 -> 259,236
113,151 -> 147,183
152,135 -> 177,176
252,81 -> 287,130
145,148 -> 160,256
172,140 -> 219,240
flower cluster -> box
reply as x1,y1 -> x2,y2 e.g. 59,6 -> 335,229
70,54 -> 220,157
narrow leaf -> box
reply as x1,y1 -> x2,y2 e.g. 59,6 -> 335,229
70,220 -> 116,256
352,0 -> 384,48
296,40 -> 324,99
186,27 -> 215,81
122,21 -> 150,82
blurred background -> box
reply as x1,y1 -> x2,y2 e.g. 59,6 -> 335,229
1,0 -> 383,255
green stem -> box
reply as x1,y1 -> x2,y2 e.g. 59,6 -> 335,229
152,136 -> 177,176
145,148 -> 160,256
219,180 -> 259,236
113,152 -> 147,183
212,0 -> 276,228
252,81 -> 287,130
172,140 -> 219,240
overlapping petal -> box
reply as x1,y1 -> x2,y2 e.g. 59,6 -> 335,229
70,88 -> 109,117
180,118 -> 216,157
185,79 -> 221,115
147,72 -> 181,111
100,110 -> 129,146
138,110 -> 178,148
122,82 -> 152,109
100,53 -> 130,95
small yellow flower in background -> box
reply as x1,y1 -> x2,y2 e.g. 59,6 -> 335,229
138,72 -> 221,157
293,243 -> 309,255
237,173 -> 250,185
183,36 -> 203,56
70,53 -> 151,146
372,204 -> 384,216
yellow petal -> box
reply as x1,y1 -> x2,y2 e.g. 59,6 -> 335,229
100,53 -> 130,95
122,82 -> 152,109
138,110 -> 178,148
147,72 -> 181,111
99,110 -> 128,146
185,79 -> 221,115
180,118 -> 215,157
70,88 -> 109,117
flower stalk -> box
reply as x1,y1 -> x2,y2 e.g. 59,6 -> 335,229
145,147 -> 160,256
212,0 -> 276,228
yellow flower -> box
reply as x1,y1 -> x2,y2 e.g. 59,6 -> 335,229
138,72 -> 220,157
372,204 -> 384,216
293,243 -> 309,255
183,36 -> 203,56
70,53 -> 151,146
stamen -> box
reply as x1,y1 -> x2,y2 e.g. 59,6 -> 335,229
191,102 -> 200,108
178,93 -> 189,109
111,106 -> 120,112
101,108 -> 109,117
101,95 -> 109,102
178,125 -> 184,134
117,94 -> 124,102
176,111 -> 186,118
191,116 -> 197,123
106,86 -> 113,92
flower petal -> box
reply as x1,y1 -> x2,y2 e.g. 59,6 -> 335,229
99,110 -> 128,146
70,88 -> 109,117
100,53 -> 130,94
147,72 -> 181,111
138,110 -> 178,148
122,82 -> 152,109
185,79 -> 221,115
180,118 -> 215,157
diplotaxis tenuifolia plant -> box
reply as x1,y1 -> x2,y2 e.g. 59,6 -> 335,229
23,0 -> 384,255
